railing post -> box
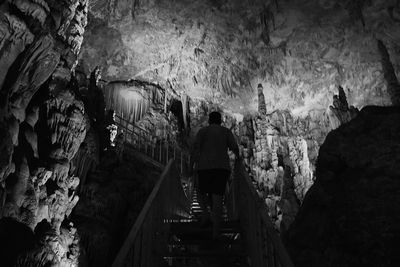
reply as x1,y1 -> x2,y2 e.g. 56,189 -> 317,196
124,126 -> 127,144
159,140 -> 162,163
145,135 -> 148,156
180,152 -> 183,174
138,132 -> 141,152
166,140 -> 169,164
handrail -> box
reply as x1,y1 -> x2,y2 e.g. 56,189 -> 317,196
115,114 -> 149,135
226,160 -> 295,267
112,159 -> 191,267
114,114 -> 191,174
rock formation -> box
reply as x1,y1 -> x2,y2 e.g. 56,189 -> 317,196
377,39 -> 400,106
257,83 -> 267,115
0,0 -> 89,265
328,86 -> 359,129
237,111 -> 322,232
286,106 -> 400,267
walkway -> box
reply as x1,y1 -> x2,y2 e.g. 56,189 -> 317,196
164,186 -> 248,266
111,116 -> 294,267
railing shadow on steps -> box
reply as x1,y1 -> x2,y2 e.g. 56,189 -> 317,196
111,159 -> 191,267
225,160 -> 295,267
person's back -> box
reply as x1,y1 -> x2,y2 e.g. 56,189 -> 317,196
195,124 -> 237,171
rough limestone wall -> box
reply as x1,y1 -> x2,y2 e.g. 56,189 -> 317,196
240,112 -> 320,232
80,0 -> 399,117
0,0 -> 89,266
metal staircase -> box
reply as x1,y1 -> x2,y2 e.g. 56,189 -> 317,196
111,116 -> 294,267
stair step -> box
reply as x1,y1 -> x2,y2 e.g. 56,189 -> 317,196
170,221 -> 240,233
164,250 -> 246,259
169,237 -> 241,246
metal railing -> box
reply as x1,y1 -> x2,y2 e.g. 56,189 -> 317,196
111,159 -> 191,267
115,115 -> 190,173
226,160 -> 294,267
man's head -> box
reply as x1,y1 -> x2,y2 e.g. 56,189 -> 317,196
208,111 -> 222,125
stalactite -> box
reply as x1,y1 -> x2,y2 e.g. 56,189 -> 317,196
109,0 -> 116,16
181,93 -> 188,131
377,40 -> 400,106
131,0 -> 140,19
164,90 -> 168,113
103,80 -> 168,124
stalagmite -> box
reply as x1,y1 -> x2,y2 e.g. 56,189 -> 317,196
258,84 -> 267,115
328,86 -> 359,129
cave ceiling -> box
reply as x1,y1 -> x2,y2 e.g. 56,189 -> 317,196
80,0 -> 400,116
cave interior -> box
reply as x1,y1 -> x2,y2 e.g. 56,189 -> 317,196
0,0 -> 399,266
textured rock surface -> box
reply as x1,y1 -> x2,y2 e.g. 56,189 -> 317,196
236,110 -> 323,232
286,106 -> 400,267
328,86 -> 359,129
0,0 -> 89,266
81,0 -> 399,115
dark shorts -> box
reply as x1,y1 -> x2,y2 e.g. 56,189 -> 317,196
198,169 -> 231,196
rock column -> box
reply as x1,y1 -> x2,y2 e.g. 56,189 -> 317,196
0,0 -> 89,265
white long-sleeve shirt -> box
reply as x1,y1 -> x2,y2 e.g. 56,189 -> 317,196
192,124 -> 239,170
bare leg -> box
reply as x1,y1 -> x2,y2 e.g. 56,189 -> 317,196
212,194 -> 223,239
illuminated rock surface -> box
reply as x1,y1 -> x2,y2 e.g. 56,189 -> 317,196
82,0 -> 399,113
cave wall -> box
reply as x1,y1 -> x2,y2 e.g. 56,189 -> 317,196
0,0 -> 89,265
